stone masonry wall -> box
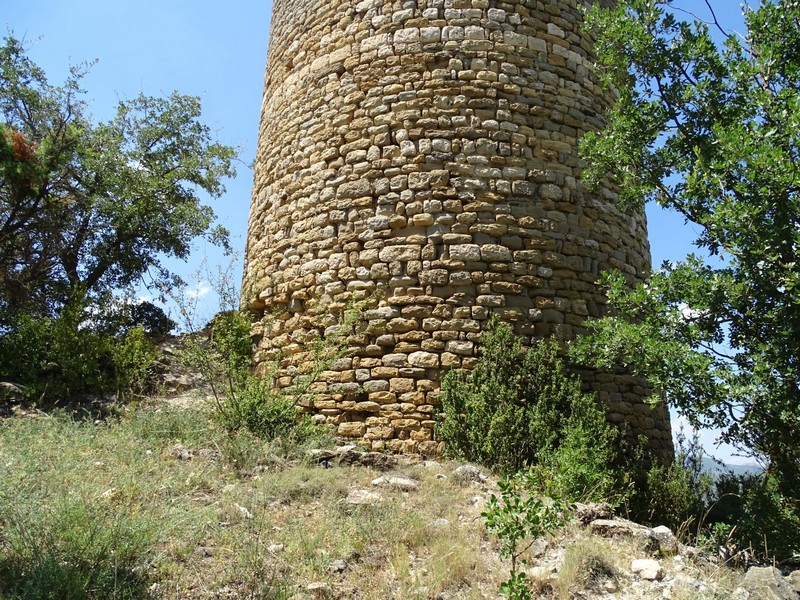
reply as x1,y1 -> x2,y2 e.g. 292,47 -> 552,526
242,0 -> 674,460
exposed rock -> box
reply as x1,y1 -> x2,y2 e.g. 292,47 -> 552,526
308,448 -> 336,467
328,559 -> 348,573
670,573 -> 716,597
305,581 -> 331,597
162,373 -> 195,393
451,464 -> 486,485
590,518 -> 654,541
169,444 -> 194,460
337,449 -> 397,470
0,381 -> 25,401
788,570 -> 800,593
738,566 -> 797,600
345,487 -> 383,506
651,525 -> 679,556
371,475 -> 419,492
631,558 -> 664,581
575,502 -> 613,524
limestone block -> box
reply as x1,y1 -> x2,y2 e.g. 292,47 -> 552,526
420,27 -> 441,43
441,26 -> 464,41
393,28 -> 419,44
480,244 -> 513,262
338,422 -> 367,437
338,179 -> 371,198
387,318 -> 418,333
369,391 -> 398,404
445,340 -> 474,355
362,380 -> 389,392
408,351 -> 440,368
389,378 -> 415,393
449,244 -> 482,262
378,245 -> 421,262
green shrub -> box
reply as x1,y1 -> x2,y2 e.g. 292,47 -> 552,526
218,377 -> 296,440
633,431 -> 713,536
631,429 -> 799,564
113,326 -> 160,400
0,297 -> 159,402
636,461 -> 712,539
437,317 -> 623,500
181,307 -> 329,449
707,472 -> 800,563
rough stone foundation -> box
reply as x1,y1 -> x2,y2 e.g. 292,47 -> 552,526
242,0 -> 673,461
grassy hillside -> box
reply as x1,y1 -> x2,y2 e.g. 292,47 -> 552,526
0,397 -> 750,600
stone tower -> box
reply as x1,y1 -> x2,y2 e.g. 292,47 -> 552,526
243,0 -> 673,459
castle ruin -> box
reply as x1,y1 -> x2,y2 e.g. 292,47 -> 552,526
242,0 -> 673,460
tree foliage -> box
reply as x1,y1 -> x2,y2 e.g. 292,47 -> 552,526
575,0 -> 800,496
0,36 -> 236,314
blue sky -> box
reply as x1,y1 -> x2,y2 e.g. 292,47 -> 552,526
3,1 -> 754,463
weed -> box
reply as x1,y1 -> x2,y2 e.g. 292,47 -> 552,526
552,537 -> 619,600
482,470 -> 571,599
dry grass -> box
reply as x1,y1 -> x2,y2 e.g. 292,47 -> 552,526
0,401 -> 505,599
0,399 -> 747,599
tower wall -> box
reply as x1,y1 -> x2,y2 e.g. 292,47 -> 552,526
243,0 -> 673,460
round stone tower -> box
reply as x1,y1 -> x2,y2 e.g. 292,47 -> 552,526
243,0 -> 673,460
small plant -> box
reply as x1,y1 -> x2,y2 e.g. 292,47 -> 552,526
552,538 -> 619,600
482,470 -> 571,599
172,260 -> 346,448
627,428 -> 713,538
113,326 -> 160,400
707,471 -> 800,564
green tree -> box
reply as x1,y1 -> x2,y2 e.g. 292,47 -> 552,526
0,36 -> 236,314
575,0 -> 800,497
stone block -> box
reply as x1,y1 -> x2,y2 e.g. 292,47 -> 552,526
449,244 -> 482,262
408,351 -> 439,368
338,422 -> 367,437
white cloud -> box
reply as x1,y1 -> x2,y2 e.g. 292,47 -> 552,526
186,281 -> 211,301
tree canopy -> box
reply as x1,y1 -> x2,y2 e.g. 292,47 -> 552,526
0,36 -> 236,315
574,0 -> 800,495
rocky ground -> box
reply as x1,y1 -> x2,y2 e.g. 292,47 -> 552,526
293,445 -> 800,600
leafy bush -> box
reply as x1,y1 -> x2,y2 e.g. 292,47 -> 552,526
631,430 -> 799,564
631,430 -> 713,536
219,377 -> 297,440
707,472 -> 800,563
0,297 -> 159,402
437,317 -> 623,500
113,326 -> 160,400
127,301 -> 176,336
181,308 -> 327,448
